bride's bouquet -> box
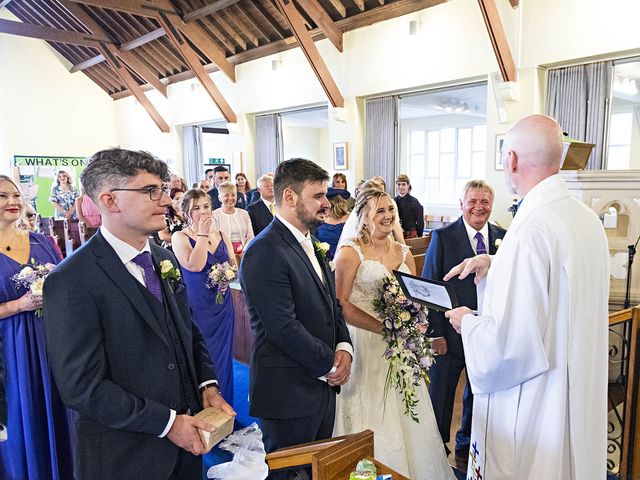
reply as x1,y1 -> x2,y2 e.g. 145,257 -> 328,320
372,275 -> 434,422
207,261 -> 238,304
11,259 -> 56,316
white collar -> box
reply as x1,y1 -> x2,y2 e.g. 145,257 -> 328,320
462,218 -> 489,244
261,197 -> 275,209
100,225 -> 151,264
276,214 -> 310,244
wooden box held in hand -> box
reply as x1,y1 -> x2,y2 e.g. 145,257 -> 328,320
193,407 -> 235,453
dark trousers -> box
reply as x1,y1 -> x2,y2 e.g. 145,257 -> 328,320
169,449 -> 202,480
261,388 -> 336,480
428,351 -> 473,451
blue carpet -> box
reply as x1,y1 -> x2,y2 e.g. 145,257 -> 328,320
203,360 -> 257,476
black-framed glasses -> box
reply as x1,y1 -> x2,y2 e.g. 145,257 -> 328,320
110,186 -> 166,201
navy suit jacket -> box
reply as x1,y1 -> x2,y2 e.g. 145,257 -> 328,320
240,218 -> 352,419
247,200 -> 273,236
422,217 -> 506,356
43,231 -> 215,478
208,187 -> 221,210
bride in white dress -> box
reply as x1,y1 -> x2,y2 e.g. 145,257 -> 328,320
333,187 -> 455,480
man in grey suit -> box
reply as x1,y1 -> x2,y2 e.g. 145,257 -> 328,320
44,148 -> 235,480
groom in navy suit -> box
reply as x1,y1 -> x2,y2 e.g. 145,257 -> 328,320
422,179 -> 506,460
241,158 -> 352,479
44,148 -> 235,480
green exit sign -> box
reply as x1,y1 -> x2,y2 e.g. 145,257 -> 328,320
208,158 -> 225,164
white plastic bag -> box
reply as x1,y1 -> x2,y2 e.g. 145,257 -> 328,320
207,423 -> 269,480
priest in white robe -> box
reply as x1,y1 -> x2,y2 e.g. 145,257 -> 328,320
445,114 -> 609,480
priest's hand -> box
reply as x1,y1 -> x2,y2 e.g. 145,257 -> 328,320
167,414 -> 213,455
327,350 -> 352,386
443,254 -> 492,285
202,386 -> 237,417
446,307 -> 474,334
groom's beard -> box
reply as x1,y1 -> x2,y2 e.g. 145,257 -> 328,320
295,201 -> 327,231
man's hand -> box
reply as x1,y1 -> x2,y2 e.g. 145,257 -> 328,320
326,350 -> 352,386
166,414 -> 214,455
443,254 -> 492,285
430,337 -> 448,355
445,307 -> 474,334
202,387 -> 237,417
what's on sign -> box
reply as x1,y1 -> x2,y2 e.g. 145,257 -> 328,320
14,155 -> 85,167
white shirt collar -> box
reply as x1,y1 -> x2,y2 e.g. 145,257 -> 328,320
275,214 -> 310,244
462,218 -> 489,247
100,225 -> 151,265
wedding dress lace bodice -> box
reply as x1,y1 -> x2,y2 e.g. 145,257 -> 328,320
334,240 -> 455,480
345,240 -> 411,318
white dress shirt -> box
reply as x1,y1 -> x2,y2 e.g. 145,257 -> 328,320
462,219 -> 490,255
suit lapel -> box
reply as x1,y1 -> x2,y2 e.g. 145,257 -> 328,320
488,224 -> 500,255
274,220 -> 332,309
93,233 -> 171,348
453,218 -> 476,258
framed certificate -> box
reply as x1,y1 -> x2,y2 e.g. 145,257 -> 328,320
393,270 -> 459,312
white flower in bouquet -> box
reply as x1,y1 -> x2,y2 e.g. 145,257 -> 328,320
16,266 -> 34,279
207,262 -> 238,304
224,269 -> 236,281
30,277 -> 45,296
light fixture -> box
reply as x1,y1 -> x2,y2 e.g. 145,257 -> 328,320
439,98 -> 478,114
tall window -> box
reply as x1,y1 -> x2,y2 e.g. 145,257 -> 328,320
408,125 -> 486,205
607,111 -> 633,169
399,83 -> 487,206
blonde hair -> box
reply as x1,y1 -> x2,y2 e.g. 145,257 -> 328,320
180,188 -> 210,224
353,187 -> 393,247
218,181 -> 237,196
461,179 -> 494,201
328,195 -> 349,219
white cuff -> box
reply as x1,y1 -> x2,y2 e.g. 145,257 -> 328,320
335,342 -> 353,358
159,410 -> 176,438
198,379 -> 219,390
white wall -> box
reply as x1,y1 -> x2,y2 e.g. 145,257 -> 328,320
0,9 -> 117,176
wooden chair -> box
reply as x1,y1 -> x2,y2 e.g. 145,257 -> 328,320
63,219 -> 81,255
405,234 -> 431,256
424,215 -> 444,231
78,222 -> 98,244
266,430 -> 409,480
413,253 -> 425,275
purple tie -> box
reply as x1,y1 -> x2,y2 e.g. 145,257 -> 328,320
475,232 -> 487,255
131,252 -> 163,302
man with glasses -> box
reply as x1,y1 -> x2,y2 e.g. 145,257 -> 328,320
44,148 -> 235,480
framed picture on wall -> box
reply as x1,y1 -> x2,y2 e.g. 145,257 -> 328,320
333,142 -> 348,170
495,134 -> 505,170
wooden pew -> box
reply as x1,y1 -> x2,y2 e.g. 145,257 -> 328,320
45,219 -> 66,257
78,222 -> 98,244
413,253 -> 425,275
63,219 -> 81,255
266,430 -> 409,480
405,234 -> 431,256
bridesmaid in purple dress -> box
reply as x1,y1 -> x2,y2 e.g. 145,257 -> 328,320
0,175 -> 73,480
172,188 -> 237,405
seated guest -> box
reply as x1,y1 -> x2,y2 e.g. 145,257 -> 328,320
49,170 -> 79,220
44,150 -> 234,480
315,187 -> 350,260
0,175 -> 73,479
332,173 -> 355,211
235,173 -> 251,209
198,179 -> 211,192
173,189 -> 237,405
207,166 -> 231,210
247,174 -> 275,235
76,190 -> 102,228
394,174 -> 424,239
212,182 -> 254,255
159,188 -> 186,248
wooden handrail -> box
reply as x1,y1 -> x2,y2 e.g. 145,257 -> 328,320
265,434 -> 351,471
610,307 -> 634,326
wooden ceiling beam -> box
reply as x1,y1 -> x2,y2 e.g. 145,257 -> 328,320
273,0 -> 343,107
223,9 -> 259,47
249,0 -> 287,39
296,0 -> 343,52
154,12 -> 237,122
61,0 -> 168,96
182,0 -> 241,22
213,11 -> 247,50
325,0 -> 346,18
352,0 -> 365,12
63,0 -> 167,18
179,19 -> 237,80
478,0 -> 516,82
233,3 -> 270,43
0,17 -> 110,47
199,17 -> 235,54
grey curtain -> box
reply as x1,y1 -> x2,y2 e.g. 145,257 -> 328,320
182,125 -> 203,187
546,61 -> 612,169
364,96 -> 398,192
254,114 -> 283,176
